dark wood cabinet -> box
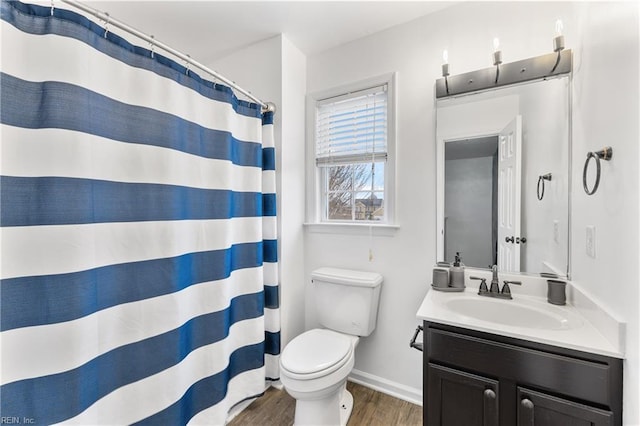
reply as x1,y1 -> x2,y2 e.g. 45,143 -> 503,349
428,363 -> 498,426
517,387 -> 613,426
423,322 -> 623,426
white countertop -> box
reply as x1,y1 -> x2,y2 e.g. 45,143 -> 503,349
416,286 -> 624,358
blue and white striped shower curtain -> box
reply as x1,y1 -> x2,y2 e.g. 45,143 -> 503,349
0,1 -> 280,424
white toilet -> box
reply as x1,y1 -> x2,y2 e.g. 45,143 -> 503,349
280,267 -> 383,426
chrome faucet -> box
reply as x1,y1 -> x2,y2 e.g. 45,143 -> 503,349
490,265 -> 500,294
470,264 -> 521,300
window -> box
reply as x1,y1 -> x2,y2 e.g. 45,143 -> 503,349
313,79 -> 393,224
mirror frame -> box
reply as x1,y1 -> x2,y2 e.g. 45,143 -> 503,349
435,76 -> 572,279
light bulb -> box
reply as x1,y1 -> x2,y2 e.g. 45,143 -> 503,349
441,49 -> 450,77
553,19 -> 565,52
492,37 -> 502,67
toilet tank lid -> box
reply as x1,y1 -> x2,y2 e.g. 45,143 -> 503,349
311,267 -> 383,287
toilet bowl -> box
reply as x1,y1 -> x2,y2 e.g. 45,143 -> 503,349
280,329 -> 359,426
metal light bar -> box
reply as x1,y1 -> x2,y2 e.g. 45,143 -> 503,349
60,0 -> 274,112
436,49 -> 572,99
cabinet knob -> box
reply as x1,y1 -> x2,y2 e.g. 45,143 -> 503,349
483,389 -> 498,426
484,389 -> 496,399
521,398 -> 534,426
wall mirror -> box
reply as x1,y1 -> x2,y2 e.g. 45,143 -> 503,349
436,76 -> 570,277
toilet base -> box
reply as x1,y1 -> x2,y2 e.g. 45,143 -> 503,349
293,382 -> 353,426
339,385 -> 354,425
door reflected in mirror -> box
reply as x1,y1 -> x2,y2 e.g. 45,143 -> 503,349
436,77 -> 570,277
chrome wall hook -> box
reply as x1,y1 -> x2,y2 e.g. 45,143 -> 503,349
537,173 -> 552,200
583,147 -> 613,195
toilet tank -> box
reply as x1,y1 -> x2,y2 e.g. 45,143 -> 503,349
311,267 -> 383,337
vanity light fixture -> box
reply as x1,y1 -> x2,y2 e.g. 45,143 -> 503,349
492,37 -> 502,83
442,49 -> 450,95
435,23 -> 572,98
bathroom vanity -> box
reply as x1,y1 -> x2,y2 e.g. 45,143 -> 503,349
423,321 -> 622,425
416,286 -> 624,426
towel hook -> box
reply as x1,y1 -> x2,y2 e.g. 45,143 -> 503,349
537,173 -> 552,200
583,147 -> 613,195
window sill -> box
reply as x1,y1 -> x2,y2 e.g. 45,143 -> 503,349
303,222 -> 399,237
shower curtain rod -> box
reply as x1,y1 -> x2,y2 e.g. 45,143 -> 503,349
60,0 -> 274,113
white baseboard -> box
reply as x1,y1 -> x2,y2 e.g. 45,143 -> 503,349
348,369 -> 423,406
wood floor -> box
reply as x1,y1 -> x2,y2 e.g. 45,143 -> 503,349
228,381 -> 423,426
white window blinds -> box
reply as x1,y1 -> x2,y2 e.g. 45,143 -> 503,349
315,85 -> 388,165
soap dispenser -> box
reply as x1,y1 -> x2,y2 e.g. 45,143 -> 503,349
450,252 -> 465,289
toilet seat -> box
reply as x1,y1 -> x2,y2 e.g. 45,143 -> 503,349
281,329 -> 353,380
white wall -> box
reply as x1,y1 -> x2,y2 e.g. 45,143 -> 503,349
569,3 -> 639,424
306,2 -> 639,423
279,37 -> 308,347
445,156 -> 494,268
209,35 -> 307,349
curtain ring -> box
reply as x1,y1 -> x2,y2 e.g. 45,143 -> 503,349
185,54 -> 191,75
149,35 -> 155,59
103,13 -> 110,38
537,173 -> 552,201
583,147 -> 613,195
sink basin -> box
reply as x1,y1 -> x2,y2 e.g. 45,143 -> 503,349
445,296 -> 583,330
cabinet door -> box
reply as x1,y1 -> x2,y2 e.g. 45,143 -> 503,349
427,363 -> 499,426
517,387 -> 613,426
